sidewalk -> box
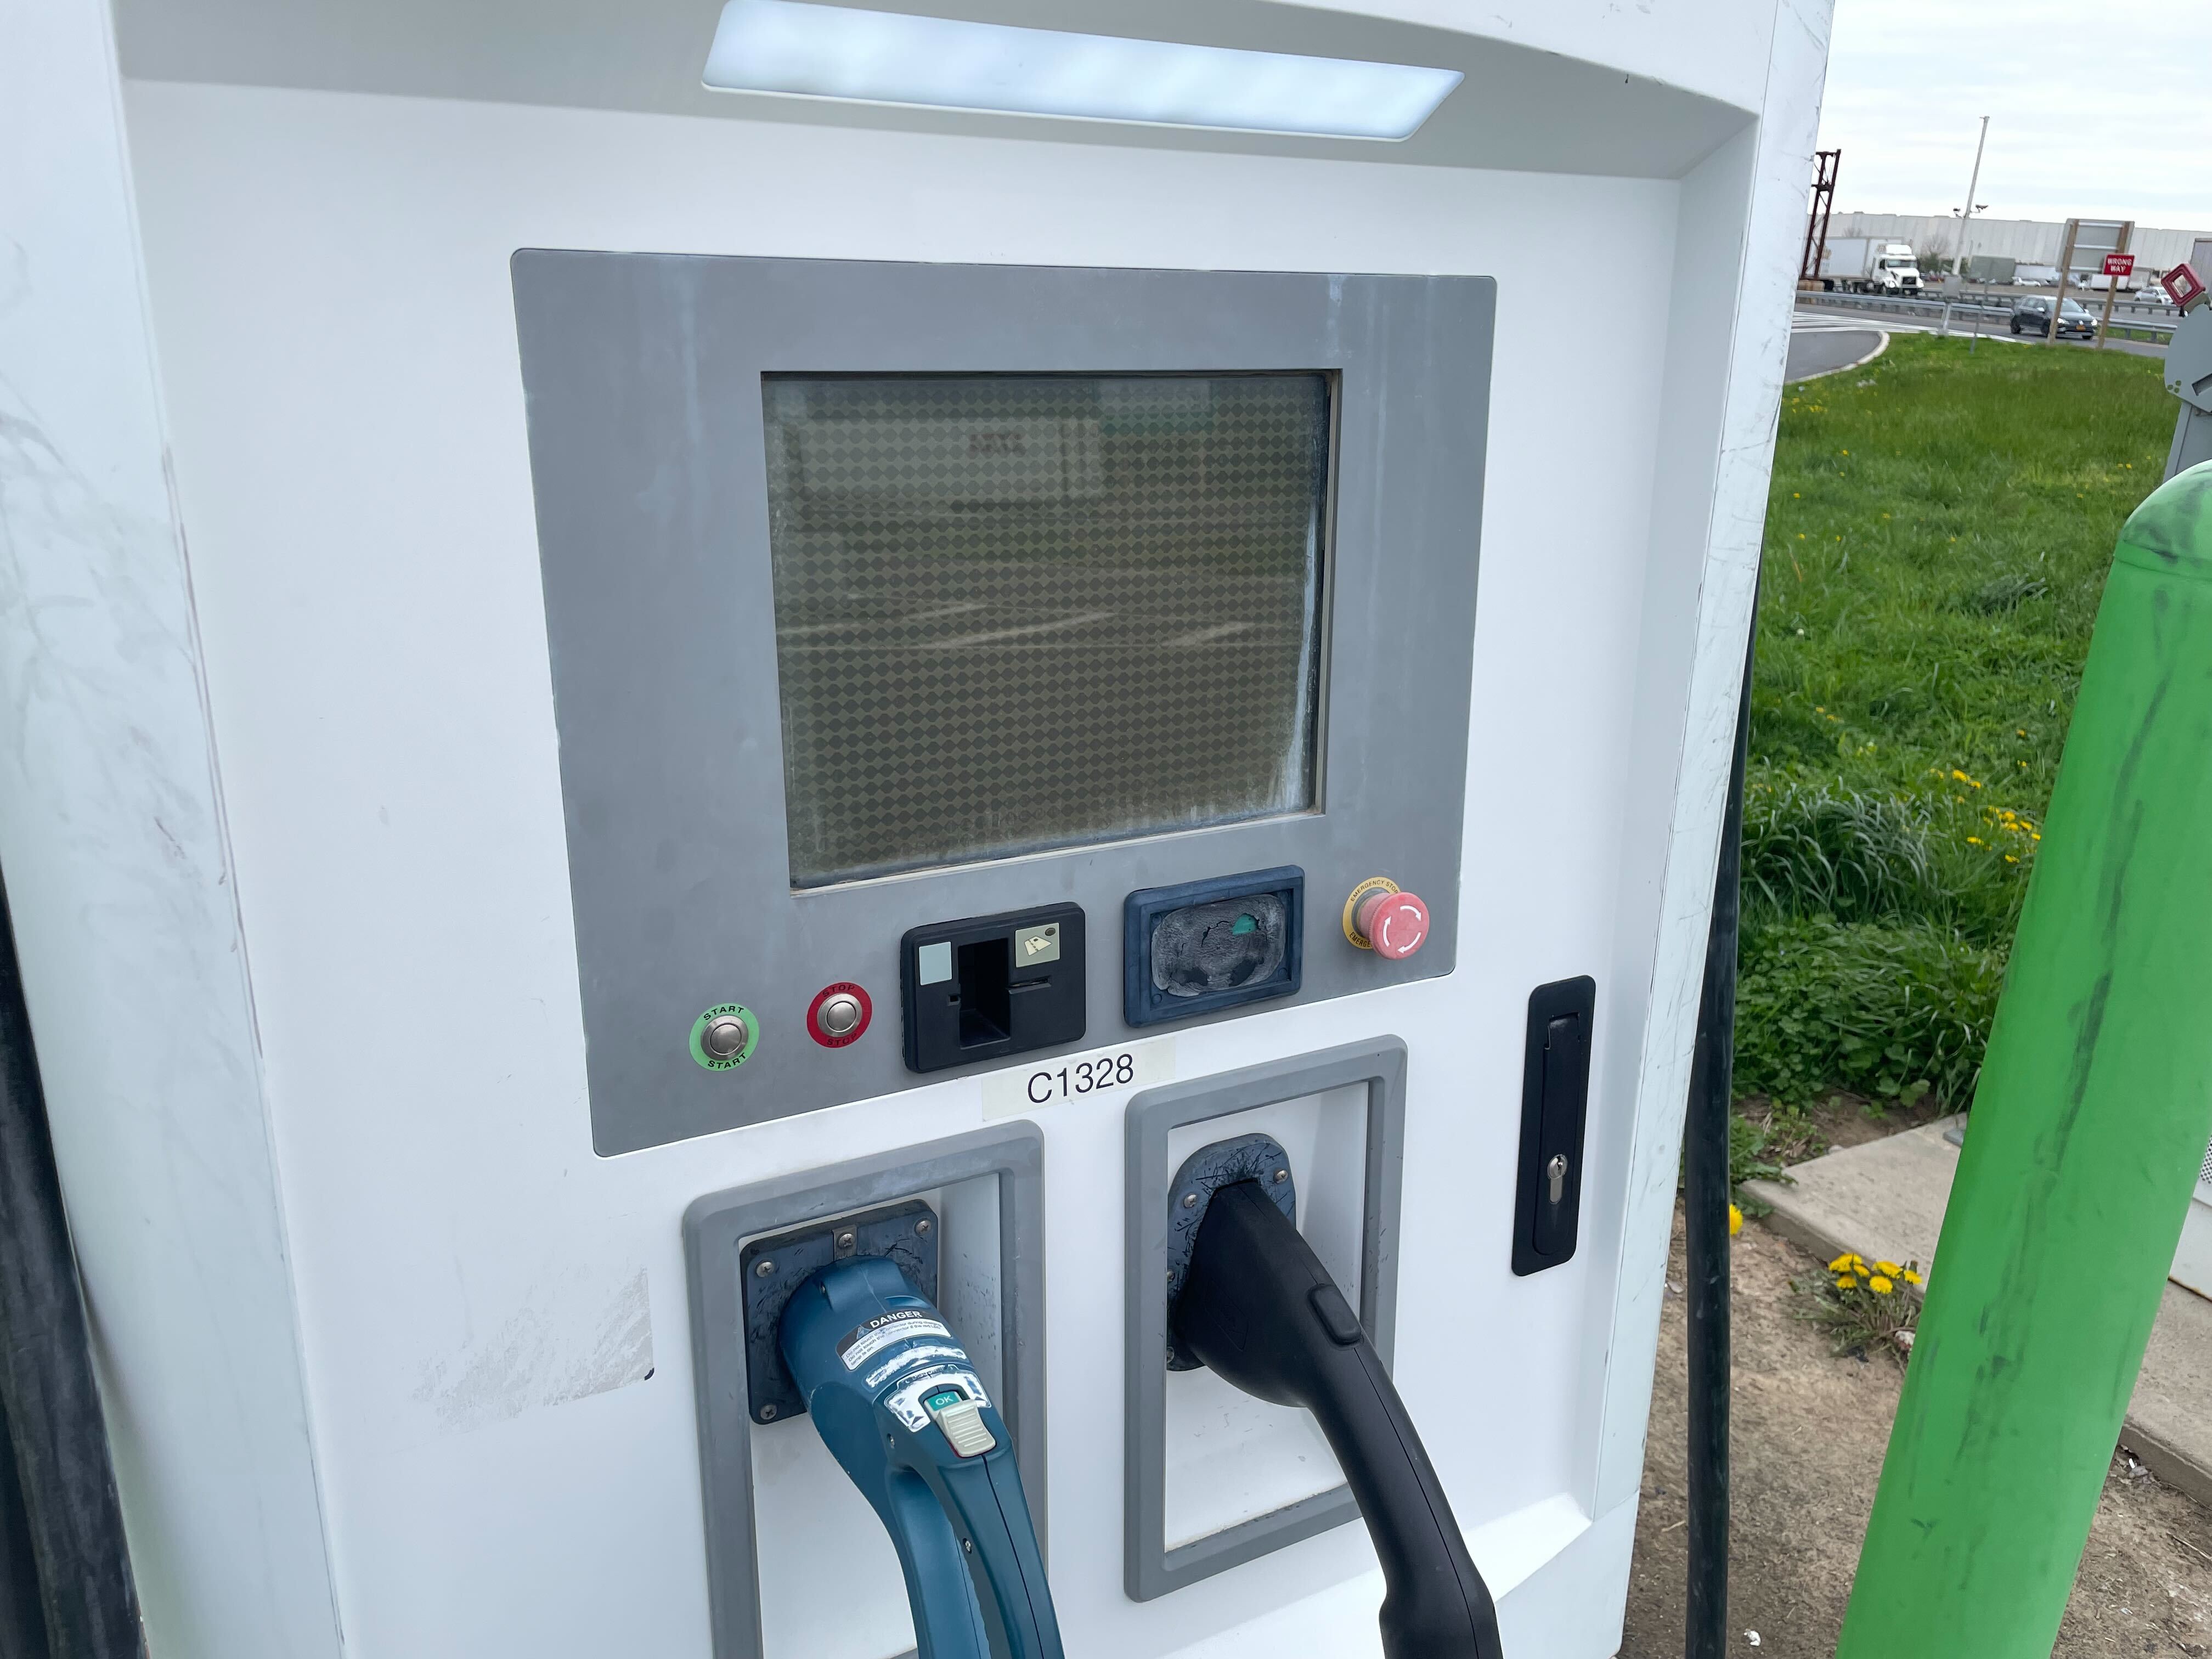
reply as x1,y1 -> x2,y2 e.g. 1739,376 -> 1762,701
1742,1120 -> 2212,1509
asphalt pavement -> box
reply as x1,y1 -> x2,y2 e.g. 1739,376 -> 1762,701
1785,325 -> 1883,383
1795,298 -> 2168,361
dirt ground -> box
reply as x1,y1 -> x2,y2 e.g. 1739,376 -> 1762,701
1736,1090 -> 1948,1172
1623,1201 -> 2212,1657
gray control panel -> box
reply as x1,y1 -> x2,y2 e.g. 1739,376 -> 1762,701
514,253 -> 1493,1153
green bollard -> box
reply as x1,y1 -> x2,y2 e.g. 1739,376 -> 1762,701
1837,460 -> 2212,1657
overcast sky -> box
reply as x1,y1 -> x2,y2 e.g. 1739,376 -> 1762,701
1816,0 -> 2212,230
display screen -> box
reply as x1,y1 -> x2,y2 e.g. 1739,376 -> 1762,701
763,373 -> 1331,887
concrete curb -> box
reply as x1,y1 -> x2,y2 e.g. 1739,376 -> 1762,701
1742,1120 -> 2212,1514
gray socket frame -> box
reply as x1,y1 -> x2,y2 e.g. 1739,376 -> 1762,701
682,1121 -> 1046,1659
512,253 -> 1493,1154
1122,1037 -> 1407,1601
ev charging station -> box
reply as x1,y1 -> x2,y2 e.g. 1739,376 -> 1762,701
2,0 -> 1832,1655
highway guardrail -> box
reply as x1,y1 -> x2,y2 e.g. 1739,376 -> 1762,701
1795,290 -> 2175,341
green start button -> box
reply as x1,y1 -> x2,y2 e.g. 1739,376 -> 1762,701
690,1003 -> 759,1071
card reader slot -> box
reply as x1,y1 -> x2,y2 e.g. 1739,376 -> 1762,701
902,905 -> 1086,1073
956,939 -> 1013,1048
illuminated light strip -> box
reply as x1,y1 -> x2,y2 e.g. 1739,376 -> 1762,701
703,0 -> 1463,140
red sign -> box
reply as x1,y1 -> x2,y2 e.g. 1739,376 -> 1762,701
2165,263 -> 2207,310
2102,252 -> 2136,278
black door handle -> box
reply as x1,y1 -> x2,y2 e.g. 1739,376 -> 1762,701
1171,1180 -> 1505,1659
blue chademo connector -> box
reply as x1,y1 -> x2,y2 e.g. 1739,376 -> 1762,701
780,1255 -> 1063,1659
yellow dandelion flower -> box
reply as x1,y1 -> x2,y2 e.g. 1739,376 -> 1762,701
1901,1268 -> 1923,1285
1967,836 -> 1983,845
2005,854 -> 2018,864
1876,1261 -> 1902,1277
1828,1253 -> 1855,1272
1834,1277 -> 1857,1291
1729,1204 -> 1743,1238
1870,1275 -> 1894,1295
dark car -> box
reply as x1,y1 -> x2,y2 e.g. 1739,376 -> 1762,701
2010,296 -> 2097,339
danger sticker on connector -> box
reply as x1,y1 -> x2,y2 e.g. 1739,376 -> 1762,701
865,1343 -> 971,1391
837,1310 -> 952,1371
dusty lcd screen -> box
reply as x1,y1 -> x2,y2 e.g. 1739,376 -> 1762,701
763,373 -> 1330,887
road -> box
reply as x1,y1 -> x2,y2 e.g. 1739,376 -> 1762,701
1785,321 -> 1883,383
1795,298 -> 2168,362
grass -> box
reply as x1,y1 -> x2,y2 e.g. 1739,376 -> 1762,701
1734,331 -> 2174,1148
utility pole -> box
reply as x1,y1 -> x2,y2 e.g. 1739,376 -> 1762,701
1953,116 -> 1989,280
1801,149 -> 1841,285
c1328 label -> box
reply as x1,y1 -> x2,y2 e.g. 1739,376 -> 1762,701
981,1036 -> 1175,1118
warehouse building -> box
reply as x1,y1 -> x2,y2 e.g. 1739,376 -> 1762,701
1828,211 -> 2210,279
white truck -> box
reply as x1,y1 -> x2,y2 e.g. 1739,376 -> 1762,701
1819,237 -> 1925,295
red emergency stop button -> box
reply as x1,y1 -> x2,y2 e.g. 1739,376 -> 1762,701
806,982 -> 872,1047
1344,879 -> 1429,961
1358,891 -> 1429,960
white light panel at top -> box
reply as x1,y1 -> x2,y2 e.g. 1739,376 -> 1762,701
703,0 -> 1464,140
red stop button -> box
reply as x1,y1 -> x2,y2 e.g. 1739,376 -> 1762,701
1356,890 -> 1430,961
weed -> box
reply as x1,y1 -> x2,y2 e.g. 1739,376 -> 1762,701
1742,774 -> 1944,926
1729,1111 -> 1792,1215
1734,915 -> 2005,1110
1959,572 -> 2050,614
1737,1099 -> 1829,1168
1796,1252 -> 1923,1362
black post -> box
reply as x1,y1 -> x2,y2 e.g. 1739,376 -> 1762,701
1684,600 -> 1755,1659
0,1403 -> 54,1656
0,876 -> 144,1658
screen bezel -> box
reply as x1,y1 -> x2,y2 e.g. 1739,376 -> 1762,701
516,253 -> 1492,1153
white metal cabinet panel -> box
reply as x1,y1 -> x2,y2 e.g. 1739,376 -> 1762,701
0,0 -> 1843,1648
1591,0 -> 1840,1520
0,1 -> 341,1654
109,0 -> 1753,179
1278,0 -> 1781,114
2173,1145 -> 2212,1298
122,79 -> 1684,1650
